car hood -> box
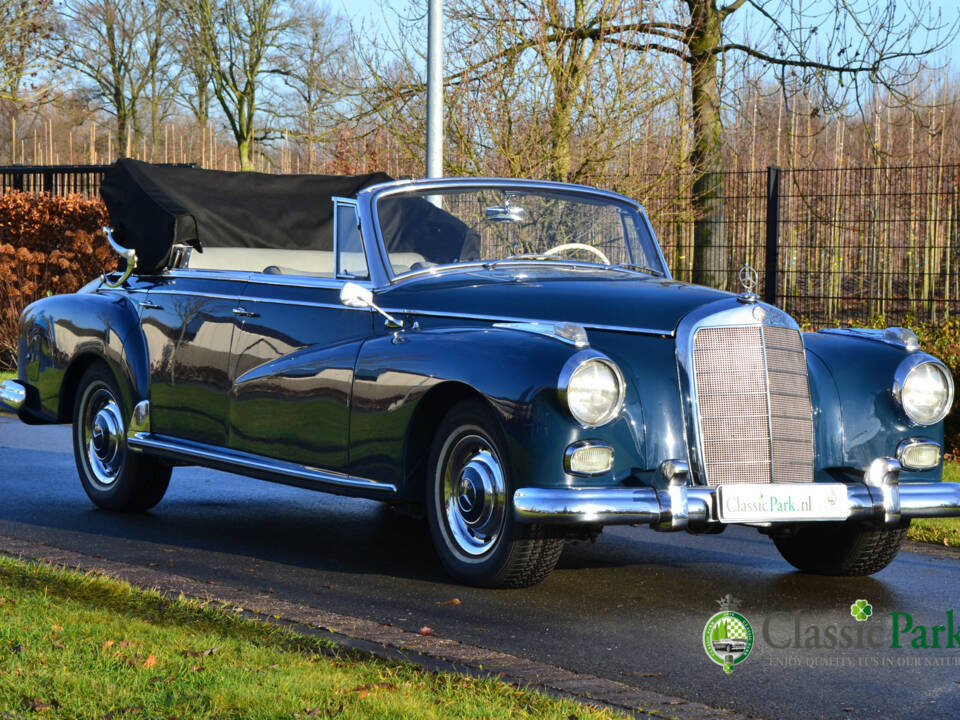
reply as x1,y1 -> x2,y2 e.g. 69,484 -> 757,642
377,266 -> 733,335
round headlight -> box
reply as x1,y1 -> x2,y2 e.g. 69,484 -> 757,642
560,353 -> 625,426
894,357 -> 954,426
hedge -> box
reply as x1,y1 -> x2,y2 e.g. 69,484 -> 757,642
0,191 -> 114,369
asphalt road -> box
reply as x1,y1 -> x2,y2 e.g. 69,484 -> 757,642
2,415 -> 959,719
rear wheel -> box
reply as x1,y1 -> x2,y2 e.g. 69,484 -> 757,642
772,522 -> 909,576
426,400 -> 564,588
73,363 -> 171,511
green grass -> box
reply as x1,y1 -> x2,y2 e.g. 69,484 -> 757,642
0,371 -> 14,382
907,461 -> 960,548
0,556 -> 610,720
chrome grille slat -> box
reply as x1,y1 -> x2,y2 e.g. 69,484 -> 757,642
693,325 -> 815,486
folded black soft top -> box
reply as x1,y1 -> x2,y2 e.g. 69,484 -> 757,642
100,159 -> 392,273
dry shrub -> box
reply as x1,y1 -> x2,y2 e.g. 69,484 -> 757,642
0,191 -> 115,369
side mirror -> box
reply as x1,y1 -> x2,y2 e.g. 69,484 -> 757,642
340,282 -> 374,308
339,282 -> 403,328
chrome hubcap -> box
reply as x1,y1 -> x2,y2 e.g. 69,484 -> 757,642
82,387 -> 124,487
440,433 -> 506,557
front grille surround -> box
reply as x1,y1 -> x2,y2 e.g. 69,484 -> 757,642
690,323 -> 815,487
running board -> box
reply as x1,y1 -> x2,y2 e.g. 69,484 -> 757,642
127,432 -> 397,497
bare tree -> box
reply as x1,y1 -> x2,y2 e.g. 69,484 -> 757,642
55,0 -> 176,155
174,25 -> 215,132
0,0 -> 54,103
358,0 -> 678,184
275,2 -> 355,171
173,0 -> 296,170
363,0 -> 956,287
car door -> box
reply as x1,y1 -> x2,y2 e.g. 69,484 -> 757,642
138,271 -> 249,447
226,198 -> 374,472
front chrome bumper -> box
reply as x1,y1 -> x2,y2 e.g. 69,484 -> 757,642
0,379 -> 26,413
514,457 -> 960,531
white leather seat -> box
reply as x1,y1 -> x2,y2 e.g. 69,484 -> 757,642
185,248 -> 426,276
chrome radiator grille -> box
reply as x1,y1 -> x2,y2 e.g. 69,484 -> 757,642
692,325 -> 814,486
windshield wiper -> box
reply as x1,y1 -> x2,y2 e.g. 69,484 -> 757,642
612,263 -> 664,277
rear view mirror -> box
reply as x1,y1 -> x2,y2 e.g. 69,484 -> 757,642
485,204 -> 525,223
340,282 -> 374,308
340,282 -> 404,328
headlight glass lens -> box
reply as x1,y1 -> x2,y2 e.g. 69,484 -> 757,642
901,362 -> 953,425
566,359 -> 623,426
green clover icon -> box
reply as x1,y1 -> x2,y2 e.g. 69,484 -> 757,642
850,599 -> 873,622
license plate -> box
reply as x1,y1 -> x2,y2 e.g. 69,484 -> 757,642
716,483 -> 849,523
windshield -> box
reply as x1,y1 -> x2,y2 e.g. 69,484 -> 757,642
375,185 -> 665,278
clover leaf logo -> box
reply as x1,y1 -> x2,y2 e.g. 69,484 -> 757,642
850,599 -> 873,622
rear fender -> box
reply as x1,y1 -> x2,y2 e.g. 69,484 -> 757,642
18,291 -> 148,422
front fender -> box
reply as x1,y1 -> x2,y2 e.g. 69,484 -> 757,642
348,327 -> 639,493
18,290 -> 148,422
803,331 -> 945,481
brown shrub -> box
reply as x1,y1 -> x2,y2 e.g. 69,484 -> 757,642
0,192 -> 115,369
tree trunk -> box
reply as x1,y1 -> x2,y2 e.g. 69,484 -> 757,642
688,1 -> 726,289
237,135 -> 254,171
116,108 -> 129,159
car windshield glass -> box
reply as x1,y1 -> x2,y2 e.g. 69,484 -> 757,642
375,186 -> 665,277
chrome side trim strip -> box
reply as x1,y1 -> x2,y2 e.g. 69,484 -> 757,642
158,269 -> 375,291
385,307 -> 674,337
139,289 -> 672,334
144,289 -> 372,314
127,433 -> 397,494
495,321 -> 589,347
0,379 -> 26,411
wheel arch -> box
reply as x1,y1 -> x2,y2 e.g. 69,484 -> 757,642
17,291 -> 148,424
401,381 -> 502,503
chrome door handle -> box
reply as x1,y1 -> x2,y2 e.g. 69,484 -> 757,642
232,307 -> 259,318
139,301 -> 162,310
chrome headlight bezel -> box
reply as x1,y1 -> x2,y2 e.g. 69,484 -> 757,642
558,350 -> 626,427
893,354 -> 955,426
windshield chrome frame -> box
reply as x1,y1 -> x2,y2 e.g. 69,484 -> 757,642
355,177 -> 672,286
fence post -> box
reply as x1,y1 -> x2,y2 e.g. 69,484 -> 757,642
764,165 -> 781,306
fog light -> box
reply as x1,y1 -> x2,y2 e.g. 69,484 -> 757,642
564,442 -> 614,475
897,439 -> 941,470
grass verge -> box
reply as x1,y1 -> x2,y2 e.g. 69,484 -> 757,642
0,555 -> 610,719
907,461 -> 960,548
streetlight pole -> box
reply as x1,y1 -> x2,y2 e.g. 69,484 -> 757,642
426,0 -> 443,179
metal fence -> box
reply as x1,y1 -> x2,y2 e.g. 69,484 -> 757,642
3,161 -> 957,325
641,164 -> 960,326
0,164 -> 113,196
0,163 -> 196,198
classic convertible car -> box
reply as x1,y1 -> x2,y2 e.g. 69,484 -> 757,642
2,159 -> 959,587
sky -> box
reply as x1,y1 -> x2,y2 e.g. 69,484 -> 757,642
336,0 -> 960,70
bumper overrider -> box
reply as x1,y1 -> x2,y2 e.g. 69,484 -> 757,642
513,459 -> 960,530
0,379 -> 26,413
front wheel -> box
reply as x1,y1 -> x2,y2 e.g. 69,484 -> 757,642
73,363 -> 171,511
772,521 -> 909,576
426,400 -> 564,588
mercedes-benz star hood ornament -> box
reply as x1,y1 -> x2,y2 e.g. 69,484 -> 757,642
737,263 -> 760,304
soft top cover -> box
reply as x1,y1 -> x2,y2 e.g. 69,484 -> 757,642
100,159 -> 391,273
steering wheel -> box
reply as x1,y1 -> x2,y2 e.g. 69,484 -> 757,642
542,243 -> 610,265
